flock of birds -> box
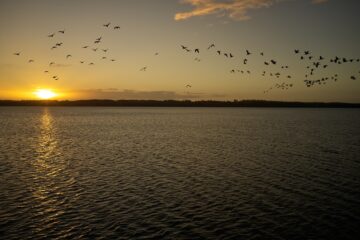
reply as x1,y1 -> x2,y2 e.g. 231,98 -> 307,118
12,22 -> 360,94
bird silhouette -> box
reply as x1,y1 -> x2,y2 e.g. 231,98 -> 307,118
194,49 -> 199,53
114,26 -> 120,30
304,51 -> 310,55
351,76 -> 356,80
295,49 -> 300,54
102,49 -> 108,52
207,44 -> 215,50
110,59 -> 116,62
49,62 -> 55,66
140,67 -> 147,71
28,59 -> 34,63
217,50 -> 221,55
271,60 -> 277,65
48,33 -> 55,37
186,85 -> 192,88
230,53 -> 234,58
246,50 -> 251,56
103,22 -> 111,27
58,29 -> 65,34
13,52 -> 21,56
66,54 -> 72,58
89,62 -> 94,65
82,46 -> 89,49
243,59 -> 248,64
44,70 -> 49,73
92,48 -> 98,52
80,61 -> 85,64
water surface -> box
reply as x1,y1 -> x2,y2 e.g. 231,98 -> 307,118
1,107 -> 359,239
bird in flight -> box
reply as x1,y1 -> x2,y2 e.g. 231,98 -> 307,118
114,26 -> 120,30
66,54 -> 72,59
48,33 -> 55,37
102,56 -> 107,59
186,85 -> 192,88
110,59 -> 116,62
194,49 -> 200,53
294,49 -> 299,54
271,60 -> 277,65
89,62 -> 94,65
80,61 -> 85,64
58,29 -> 65,34
102,49 -> 109,53
28,59 -> 34,63
155,52 -> 159,56
49,62 -> 55,66
92,48 -> 98,52
82,46 -> 89,49
217,50 -> 221,55
13,52 -> 21,56
246,50 -> 251,56
103,22 -> 111,27
44,70 -> 49,73
140,67 -> 147,71
207,44 -> 215,50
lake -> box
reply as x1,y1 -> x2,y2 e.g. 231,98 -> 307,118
0,107 -> 359,239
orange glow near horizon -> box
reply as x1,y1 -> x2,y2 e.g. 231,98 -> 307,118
34,89 -> 57,100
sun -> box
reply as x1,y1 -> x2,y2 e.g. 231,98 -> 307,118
34,89 -> 57,99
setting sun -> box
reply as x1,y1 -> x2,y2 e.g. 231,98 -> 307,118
34,89 -> 57,99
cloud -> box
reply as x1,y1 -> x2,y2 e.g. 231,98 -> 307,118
70,89 -> 206,100
175,0 -> 329,21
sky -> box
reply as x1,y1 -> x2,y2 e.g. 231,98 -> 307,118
0,0 -> 360,102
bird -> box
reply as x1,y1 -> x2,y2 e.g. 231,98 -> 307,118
92,48 -> 98,52
103,22 -> 111,27
56,42 -> 63,46
264,61 -> 269,65
140,66 -> 147,71
28,59 -> 34,63
94,40 -> 101,44
224,53 -> 228,58
230,69 -> 235,73
82,46 -> 89,49
207,44 -> 215,50
51,46 -> 57,50
80,61 -> 85,64
89,62 -> 94,65
304,51 -> 310,55
114,26 -> 120,29
44,70 -> 49,73
48,33 -> 55,37
270,60 -> 277,65
66,54 -> 72,58
154,52 -> 159,56
110,59 -> 116,62
295,49 -> 300,54
246,50 -> 251,55
351,76 -> 356,80
13,52 -> 21,56
217,50 -> 221,55
102,49 -> 109,52
102,56 -> 107,59
194,49 -> 200,53
229,53 -> 234,58
319,56 -> 324,60
260,52 -> 264,56
186,85 -> 192,88
58,29 -> 65,34
49,62 -> 55,66
243,59 -> 248,64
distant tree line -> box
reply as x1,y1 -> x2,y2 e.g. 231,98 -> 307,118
0,99 -> 359,108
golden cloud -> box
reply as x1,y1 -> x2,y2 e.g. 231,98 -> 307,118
175,0 -> 329,21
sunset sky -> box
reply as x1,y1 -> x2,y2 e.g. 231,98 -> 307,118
0,0 -> 359,102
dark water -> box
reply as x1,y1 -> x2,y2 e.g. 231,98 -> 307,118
0,107 -> 360,239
